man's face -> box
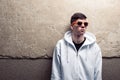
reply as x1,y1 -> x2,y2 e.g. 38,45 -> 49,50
71,19 -> 88,35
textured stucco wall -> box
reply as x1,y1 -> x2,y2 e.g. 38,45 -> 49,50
0,0 -> 120,58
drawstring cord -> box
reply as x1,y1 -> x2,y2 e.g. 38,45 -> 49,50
86,45 -> 89,61
67,43 -> 69,63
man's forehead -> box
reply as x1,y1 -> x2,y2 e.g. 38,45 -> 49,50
76,19 -> 88,22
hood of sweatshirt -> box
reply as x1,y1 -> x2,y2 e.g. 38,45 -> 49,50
64,30 -> 96,46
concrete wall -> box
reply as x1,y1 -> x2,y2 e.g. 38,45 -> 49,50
0,0 -> 120,58
0,58 -> 120,80
0,0 -> 120,80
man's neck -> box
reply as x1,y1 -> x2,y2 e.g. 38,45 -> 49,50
72,33 -> 85,44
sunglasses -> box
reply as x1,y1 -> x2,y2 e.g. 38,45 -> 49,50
77,21 -> 88,27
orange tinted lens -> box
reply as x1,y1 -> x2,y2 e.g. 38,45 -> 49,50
84,22 -> 88,26
77,22 -> 82,26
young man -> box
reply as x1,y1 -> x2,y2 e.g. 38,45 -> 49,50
51,12 -> 102,80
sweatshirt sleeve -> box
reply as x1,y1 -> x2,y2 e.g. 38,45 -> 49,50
94,45 -> 102,80
51,45 -> 62,80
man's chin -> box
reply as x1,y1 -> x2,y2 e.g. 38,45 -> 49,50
77,32 -> 85,35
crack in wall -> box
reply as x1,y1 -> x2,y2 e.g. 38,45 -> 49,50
0,54 -> 52,59
0,54 -> 120,59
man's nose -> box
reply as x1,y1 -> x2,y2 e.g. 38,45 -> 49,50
81,24 -> 85,28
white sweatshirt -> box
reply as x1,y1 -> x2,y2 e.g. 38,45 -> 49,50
51,31 -> 102,80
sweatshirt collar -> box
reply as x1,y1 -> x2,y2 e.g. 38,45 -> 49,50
64,30 -> 96,46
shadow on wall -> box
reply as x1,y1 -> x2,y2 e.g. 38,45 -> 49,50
0,58 -> 120,80
0,59 -> 52,80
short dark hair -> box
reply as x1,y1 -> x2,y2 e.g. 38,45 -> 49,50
70,12 -> 87,24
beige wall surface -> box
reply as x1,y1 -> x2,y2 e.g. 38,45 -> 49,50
0,0 -> 120,58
